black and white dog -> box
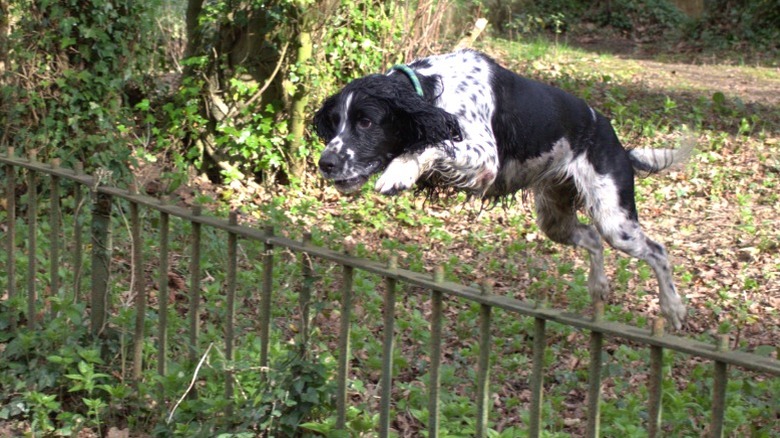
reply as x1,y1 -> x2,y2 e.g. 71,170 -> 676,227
314,50 -> 689,329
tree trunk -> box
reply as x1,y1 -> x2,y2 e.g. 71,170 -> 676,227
184,0 -> 204,60
287,28 -> 313,182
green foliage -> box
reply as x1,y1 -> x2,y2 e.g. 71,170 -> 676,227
0,302 -> 119,435
689,0 -> 780,52
133,0 -> 418,185
0,0 -> 163,175
493,0 -> 687,39
591,0 -> 687,35
492,0 -> 780,57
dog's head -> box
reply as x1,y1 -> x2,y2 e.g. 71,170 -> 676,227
313,73 -> 462,194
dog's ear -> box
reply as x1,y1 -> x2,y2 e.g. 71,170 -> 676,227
391,96 -> 462,155
313,93 -> 340,142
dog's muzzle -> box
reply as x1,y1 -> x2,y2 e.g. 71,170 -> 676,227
319,150 -> 381,194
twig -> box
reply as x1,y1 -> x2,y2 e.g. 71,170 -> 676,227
167,342 -> 214,424
225,42 -> 290,120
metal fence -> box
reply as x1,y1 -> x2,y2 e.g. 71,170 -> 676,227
2,147 -> 779,437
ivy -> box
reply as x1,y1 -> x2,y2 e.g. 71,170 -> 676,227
1,0 -> 160,176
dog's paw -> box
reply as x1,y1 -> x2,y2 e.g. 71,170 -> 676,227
661,295 -> 686,331
588,274 -> 610,302
375,157 -> 420,195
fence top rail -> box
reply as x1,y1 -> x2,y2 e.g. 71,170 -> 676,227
0,153 -> 94,185
2,153 -> 779,376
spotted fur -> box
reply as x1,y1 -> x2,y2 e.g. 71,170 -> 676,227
313,50 -> 692,329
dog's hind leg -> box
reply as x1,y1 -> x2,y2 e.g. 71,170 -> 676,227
534,183 -> 610,302
575,165 -> 687,329
600,220 -> 686,329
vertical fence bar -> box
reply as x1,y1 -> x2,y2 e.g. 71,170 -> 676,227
130,184 -> 146,382
72,162 -> 84,303
225,211 -> 238,418
259,225 -> 274,371
5,148 -> 17,330
49,159 -> 61,315
429,266 -> 444,438
529,290 -> 548,438
475,281 -> 493,438
188,206 -> 202,363
157,201 -> 170,402
299,232 -> 313,354
711,334 -> 729,438
90,182 -> 112,337
379,255 -> 398,438
586,300 -> 605,438
648,318 -> 665,438
26,151 -> 38,326
224,211 -> 238,417
335,252 -> 355,431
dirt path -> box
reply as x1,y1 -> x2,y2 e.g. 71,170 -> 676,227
567,35 -> 780,107
636,59 -> 780,106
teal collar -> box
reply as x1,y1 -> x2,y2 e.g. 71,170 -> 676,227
390,64 -> 424,97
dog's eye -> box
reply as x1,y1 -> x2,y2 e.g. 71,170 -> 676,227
357,118 -> 372,129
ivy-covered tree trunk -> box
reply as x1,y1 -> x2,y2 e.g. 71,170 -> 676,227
1,0 -> 153,170
174,0 -> 455,186
184,0 -> 204,61
179,0 -> 298,183
286,7 -> 314,182
0,0 -> 8,145
0,0 -> 8,72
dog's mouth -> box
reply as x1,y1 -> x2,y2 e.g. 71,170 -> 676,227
333,175 -> 370,194
331,161 -> 382,194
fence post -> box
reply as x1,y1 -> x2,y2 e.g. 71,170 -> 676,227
586,300 -> 605,438
711,334 -> 730,438
224,211 -> 238,417
259,225 -> 274,372
49,159 -> 61,316
26,150 -> 38,326
188,206 -> 202,364
648,318 -> 665,437
157,199 -> 170,404
529,290 -> 548,437
5,147 -> 17,330
379,255 -> 398,438
335,248 -> 355,431
475,281 -> 493,438
72,162 -> 84,303
90,174 -> 113,337
299,232 -> 314,355
429,266 -> 445,438
130,183 -> 146,382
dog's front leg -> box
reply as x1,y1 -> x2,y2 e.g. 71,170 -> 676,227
375,148 -> 445,195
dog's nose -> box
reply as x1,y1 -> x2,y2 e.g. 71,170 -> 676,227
319,152 -> 339,175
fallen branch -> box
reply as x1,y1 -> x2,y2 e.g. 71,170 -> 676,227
167,342 -> 214,424
455,18 -> 488,50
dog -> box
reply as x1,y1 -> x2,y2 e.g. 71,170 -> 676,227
313,50 -> 690,329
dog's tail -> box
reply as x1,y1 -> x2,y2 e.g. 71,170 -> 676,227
628,129 -> 696,174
